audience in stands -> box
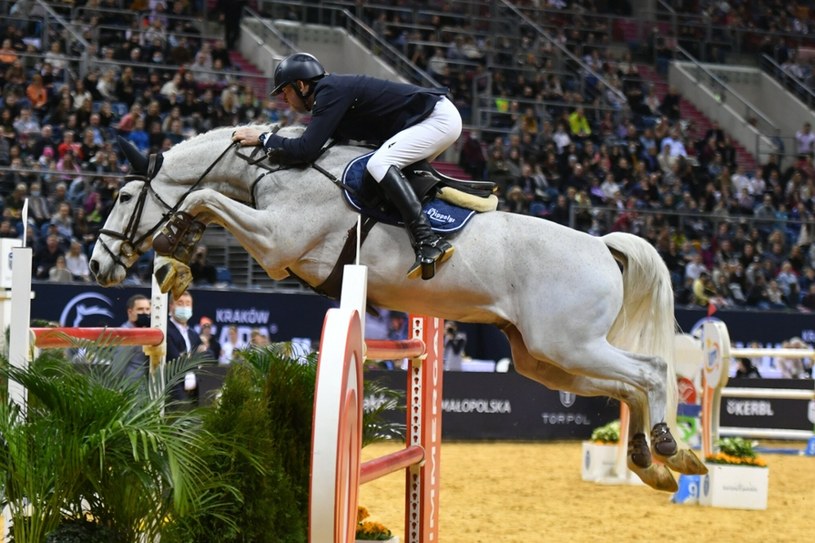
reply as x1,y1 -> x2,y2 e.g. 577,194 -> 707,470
2,0 -> 815,316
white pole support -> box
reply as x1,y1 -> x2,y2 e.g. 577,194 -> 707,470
8,247 -> 32,413
700,320 -> 732,459
146,272 -> 168,401
339,264 -> 368,335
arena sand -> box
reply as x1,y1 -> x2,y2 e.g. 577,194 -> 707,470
358,441 -> 813,543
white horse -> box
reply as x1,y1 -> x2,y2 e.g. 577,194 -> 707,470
89,125 -> 706,491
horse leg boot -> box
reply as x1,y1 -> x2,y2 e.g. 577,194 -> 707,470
379,166 -> 454,280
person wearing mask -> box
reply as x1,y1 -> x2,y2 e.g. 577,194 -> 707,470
232,52 -> 460,280
166,291 -> 206,405
117,294 -> 151,382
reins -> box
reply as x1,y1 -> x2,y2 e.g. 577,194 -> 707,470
96,140 -> 238,271
99,128 -> 375,301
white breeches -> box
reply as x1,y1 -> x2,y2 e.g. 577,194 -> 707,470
366,96 -> 462,182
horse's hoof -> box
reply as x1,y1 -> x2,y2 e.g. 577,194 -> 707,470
627,433 -> 652,468
650,422 -> 677,457
154,255 -> 192,297
629,463 -> 678,493
154,260 -> 176,294
660,449 -> 709,476
171,265 -> 193,299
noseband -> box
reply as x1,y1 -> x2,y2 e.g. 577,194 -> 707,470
96,142 -> 238,272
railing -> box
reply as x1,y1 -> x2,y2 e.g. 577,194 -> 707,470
35,0 -> 92,76
760,53 -> 815,111
655,0 -> 815,62
258,1 -> 440,89
244,4 -> 298,57
567,204 -> 815,248
71,4 -> 207,29
473,94 -> 625,141
674,46 -> 779,139
497,0 -> 629,108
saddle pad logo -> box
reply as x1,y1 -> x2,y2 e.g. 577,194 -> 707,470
341,152 -> 476,233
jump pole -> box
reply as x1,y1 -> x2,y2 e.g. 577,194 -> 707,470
700,321 -> 815,453
309,265 -> 443,543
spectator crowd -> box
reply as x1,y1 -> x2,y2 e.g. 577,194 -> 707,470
1,0 -> 296,286
3,0 -> 815,316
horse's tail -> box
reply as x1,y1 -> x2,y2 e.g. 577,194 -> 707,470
601,232 -> 678,436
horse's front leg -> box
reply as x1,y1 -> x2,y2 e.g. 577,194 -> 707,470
153,189 -> 290,295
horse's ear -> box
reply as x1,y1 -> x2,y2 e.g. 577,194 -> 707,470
117,136 -> 149,175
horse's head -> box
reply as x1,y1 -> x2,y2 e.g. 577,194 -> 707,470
89,138 -> 176,286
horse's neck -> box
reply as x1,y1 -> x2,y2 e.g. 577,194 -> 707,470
254,146 -> 369,284
164,134 -> 260,200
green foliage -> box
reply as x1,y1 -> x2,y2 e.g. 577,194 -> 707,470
0,337 -> 406,543
0,341 -> 236,543
162,344 -> 315,543
590,419 -> 620,443
706,437 -> 768,467
361,373 -> 405,447
716,437 -> 757,458
44,518 -> 122,543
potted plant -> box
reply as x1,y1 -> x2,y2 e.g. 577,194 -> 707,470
161,343 -> 316,543
581,419 -> 620,481
355,506 -> 398,543
0,341 -> 233,543
699,437 -> 769,510
162,343 -> 407,543
0,335 -> 407,542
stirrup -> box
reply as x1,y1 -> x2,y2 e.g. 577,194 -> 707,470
406,239 -> 454,280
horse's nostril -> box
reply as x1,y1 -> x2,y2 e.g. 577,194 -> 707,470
89,259 -> 99,276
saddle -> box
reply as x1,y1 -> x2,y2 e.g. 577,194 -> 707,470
406,159 -> 496,199
355,159 -> 498,215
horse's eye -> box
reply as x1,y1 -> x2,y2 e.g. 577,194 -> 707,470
120,193 -> 132,203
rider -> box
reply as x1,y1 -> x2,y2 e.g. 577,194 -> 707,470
231,52 -> 462,280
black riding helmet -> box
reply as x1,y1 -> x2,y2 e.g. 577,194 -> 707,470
270,53 -> 326,106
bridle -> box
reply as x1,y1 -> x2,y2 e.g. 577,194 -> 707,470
96,141 -> 238,272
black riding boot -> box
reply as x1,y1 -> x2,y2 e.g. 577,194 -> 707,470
379,166 -> 454,280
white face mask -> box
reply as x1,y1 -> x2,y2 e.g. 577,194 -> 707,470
174,306 -> 192,323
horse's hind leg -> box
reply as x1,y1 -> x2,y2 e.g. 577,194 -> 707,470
556,340 -> 707,478
506,326 -> 679,492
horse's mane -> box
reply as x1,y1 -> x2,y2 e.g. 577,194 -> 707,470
166,124 -> 308,155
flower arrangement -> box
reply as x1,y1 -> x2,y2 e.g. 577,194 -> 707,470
705,437 -> 768,467
356,506 -> 394,541
590,419 -> 620,444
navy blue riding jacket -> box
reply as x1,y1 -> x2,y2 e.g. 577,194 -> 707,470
262,74 -> 447,163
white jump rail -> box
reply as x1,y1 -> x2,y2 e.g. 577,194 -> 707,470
309,265 -> 443,543
700,321 -> 815,455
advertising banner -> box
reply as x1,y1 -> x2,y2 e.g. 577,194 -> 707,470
366,371 -> 620,441
719,377 -> 815,432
